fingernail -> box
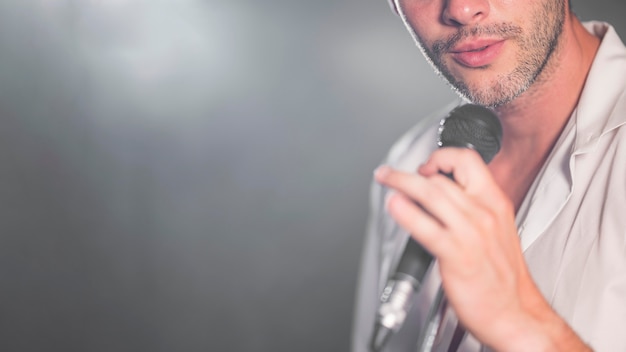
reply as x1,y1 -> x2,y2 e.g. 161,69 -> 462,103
374,165 -> 391,180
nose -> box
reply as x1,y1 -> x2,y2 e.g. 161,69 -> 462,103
442,0 -> 490,26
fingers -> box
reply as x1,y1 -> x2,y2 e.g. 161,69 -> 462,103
418,147 -> 494,194
374,147 -> 513,257
384,190 -> 452,255
418,147 -> 511,213
376,165 -> 472,224
375,165 -> 474,257
376,164 -> 469,213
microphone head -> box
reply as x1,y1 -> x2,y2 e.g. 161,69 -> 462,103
438,104 -> 503,164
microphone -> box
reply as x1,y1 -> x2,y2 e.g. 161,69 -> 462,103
370,104 -> 503,352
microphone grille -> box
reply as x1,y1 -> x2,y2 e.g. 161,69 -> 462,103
438,104 -> 503,164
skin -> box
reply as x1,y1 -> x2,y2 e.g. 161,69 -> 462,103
376,0 -> 601,350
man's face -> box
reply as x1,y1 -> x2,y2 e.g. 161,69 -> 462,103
395,0 -> 566,107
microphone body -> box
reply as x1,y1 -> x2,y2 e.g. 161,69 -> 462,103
370,104 -> 502,352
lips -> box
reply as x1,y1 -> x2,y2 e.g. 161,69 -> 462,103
449,39 -> 505,68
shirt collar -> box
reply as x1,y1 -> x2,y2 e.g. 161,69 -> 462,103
517,22 -> 626,250
574,22 -> 626,154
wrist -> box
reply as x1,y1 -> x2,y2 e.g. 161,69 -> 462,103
487,288 -> 591,351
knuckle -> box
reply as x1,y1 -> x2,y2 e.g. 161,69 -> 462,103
475,210 -> 498,232
421,175 -> 449,199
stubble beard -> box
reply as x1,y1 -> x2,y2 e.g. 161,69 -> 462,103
406,0 -> 565,108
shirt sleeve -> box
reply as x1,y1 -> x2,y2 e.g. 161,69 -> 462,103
351,180 -> 386,352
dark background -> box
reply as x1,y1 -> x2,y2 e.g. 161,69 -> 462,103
0,1 -> 623,351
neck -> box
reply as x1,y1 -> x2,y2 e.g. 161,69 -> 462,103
488,14 -> 601,209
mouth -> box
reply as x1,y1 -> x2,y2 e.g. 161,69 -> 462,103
462,45 -> 490,52
449,39 -> 506,68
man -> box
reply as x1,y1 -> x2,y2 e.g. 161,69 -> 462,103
352,0 -> 626,351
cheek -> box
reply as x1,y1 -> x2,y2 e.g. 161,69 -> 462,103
397,1 -> 443,45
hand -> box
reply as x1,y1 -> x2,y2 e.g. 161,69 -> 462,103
374,147 -> 590,351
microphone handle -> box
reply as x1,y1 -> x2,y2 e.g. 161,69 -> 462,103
397,235 -> 433,281
370,238 -> 433,352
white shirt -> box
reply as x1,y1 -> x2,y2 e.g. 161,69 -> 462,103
351,22 -> 626,352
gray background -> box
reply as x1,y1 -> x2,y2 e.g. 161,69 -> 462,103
0,1 -> 623,351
